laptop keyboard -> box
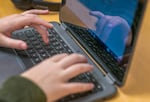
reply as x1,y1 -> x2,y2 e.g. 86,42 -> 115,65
67,23 -> 125,82
12,28 -> 103,102
13,28 -> 73,64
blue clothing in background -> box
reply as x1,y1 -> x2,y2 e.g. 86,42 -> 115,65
79,0 -> 138,59
79,0 -> 138,26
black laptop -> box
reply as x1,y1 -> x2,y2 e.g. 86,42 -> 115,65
0,0 -> 147,102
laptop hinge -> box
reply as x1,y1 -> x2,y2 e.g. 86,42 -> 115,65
105,73 -> 116,85
60,23 -> 67,30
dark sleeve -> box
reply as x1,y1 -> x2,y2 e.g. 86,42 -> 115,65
0,76 -> 47,102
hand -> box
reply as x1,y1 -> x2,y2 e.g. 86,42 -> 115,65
90,11 -> 133,58
22,53 -> 94,102
90,11 -> 132,46
0,9 -> 53,50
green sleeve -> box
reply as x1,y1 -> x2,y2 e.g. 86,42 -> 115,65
0,76 -> 47,102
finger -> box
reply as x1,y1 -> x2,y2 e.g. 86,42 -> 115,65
62,64 -> 93,81
50,53 -> 69,62
58,54 -> 88,68
89,11 -> 104,19
99,16 -> 113,41
63,83 -> 94,95
32,25 -> 49,43
96,16 -> 111,38
22,9 -> 49,15
89,11 -> 109,37
3,14 -> 53,34
0,34 -> 27,50
20,14 -> 53,28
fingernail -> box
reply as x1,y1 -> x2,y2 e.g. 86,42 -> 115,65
83,83 -> 95,91
89,65 -> 94,69
46,31 -> 49,43
45,9 -> 49,12
79,54 -> 87,59
20,43 -> 27,49
89,83 -> 95,89
49,23 -> 53,27
46,37 -> 49,43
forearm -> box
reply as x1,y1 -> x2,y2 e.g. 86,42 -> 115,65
0,76 -> 46,102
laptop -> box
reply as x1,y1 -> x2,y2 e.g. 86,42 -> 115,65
0,0 -> 147,102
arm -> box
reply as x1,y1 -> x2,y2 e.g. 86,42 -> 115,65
0,76 -> 46,102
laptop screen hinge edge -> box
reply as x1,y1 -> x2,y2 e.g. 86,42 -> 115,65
60,23 -> 67,30
105,73 -> 116,85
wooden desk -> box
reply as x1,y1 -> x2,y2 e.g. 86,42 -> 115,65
0,0 -> 150,102
0,0 -> 59,22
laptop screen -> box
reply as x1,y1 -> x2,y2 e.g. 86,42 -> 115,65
60,0 -> 146,83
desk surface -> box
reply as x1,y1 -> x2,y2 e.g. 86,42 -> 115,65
0,0 -> 150,102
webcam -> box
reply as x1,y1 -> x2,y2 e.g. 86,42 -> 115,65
11,0 -> 61,11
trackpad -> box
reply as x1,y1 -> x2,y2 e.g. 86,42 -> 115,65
0,48 -> 24,85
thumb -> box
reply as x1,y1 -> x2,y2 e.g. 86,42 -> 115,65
0,34 -> 27,50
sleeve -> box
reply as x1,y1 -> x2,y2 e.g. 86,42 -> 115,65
0,76 -> 47,102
